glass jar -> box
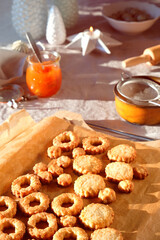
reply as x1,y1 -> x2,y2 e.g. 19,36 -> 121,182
26,51 -> 62,98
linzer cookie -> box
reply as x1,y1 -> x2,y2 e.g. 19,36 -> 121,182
73,155 -> 103,175
0,217 -> 26,239
53,227 -> 88,240
59,216 -> 77,227
98,187 -> 116,204
79,203 -> 114,229
57,173 -> 72,187
0,196 -> 17,218
74,174 -> 105,198
33,162 -> 53,184
56,156 -> 72,168
18,192 -> 50,216
105,162 -> 133,183
11,174 -> 41,198
47,145 -> 62,159
51,193 -> 83,216
52,131 -> 80,151
118,180 -> 134,193
133,165 -> 148,179
82,136 -> 110,155
91,227 -> 123,240
107,144 -> 136,163
27,212 -> 58,239
72,147 -> 86,158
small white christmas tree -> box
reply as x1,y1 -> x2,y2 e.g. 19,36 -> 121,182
46,5 -> 66,45
47,0 -> 79,29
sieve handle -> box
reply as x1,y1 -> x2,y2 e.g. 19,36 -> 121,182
149,99 -> 160,107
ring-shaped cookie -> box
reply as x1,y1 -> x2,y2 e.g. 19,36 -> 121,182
0,196 -> 17,218
0,217 -> 25,240
19,192 -> 50,216
27,212 -> 58,239
53,227 -> 88,240
51,193 -> 83,216
53,131 -> 80,152
82,136 -> 110,155
11,174 -> 41,198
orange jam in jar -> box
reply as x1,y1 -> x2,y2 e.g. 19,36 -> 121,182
26,51 -> 62,98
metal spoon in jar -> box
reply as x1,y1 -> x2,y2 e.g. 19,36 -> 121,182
25,32 -> 42,63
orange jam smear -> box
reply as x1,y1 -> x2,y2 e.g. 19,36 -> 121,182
26,61 -> 62,98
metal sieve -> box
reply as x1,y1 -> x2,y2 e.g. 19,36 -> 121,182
116,76 -> 160,107
0,84 -> 24,103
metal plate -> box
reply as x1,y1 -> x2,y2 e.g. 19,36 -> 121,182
0,84 -> 24,103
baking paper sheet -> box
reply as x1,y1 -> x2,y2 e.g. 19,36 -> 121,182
0,109 -> 160,240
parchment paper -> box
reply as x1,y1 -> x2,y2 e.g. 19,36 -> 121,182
0,109 -> 160,240
0,109 -> 35,149
0,111 -> 70,195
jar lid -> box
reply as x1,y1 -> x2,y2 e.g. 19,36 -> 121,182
0,84 -> 24,103
115,77 -> 160,107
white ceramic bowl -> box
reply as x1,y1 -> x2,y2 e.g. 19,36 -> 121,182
102,1 -> 160,35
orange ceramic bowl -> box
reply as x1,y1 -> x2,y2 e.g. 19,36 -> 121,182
114,77 -> 160,125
